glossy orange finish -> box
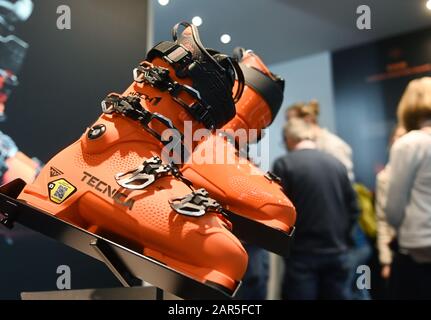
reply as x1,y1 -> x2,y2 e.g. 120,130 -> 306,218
224,52 -> 276,135
182,135 -> 296,231
18,58 -> 247,291
182,51 -> 296,234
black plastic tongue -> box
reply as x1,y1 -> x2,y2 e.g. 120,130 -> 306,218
142,21 -> 245,129
169,22 -> 244,128
172,22 -> 226,75
174,26 -> 204,62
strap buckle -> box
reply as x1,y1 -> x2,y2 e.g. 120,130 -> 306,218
169,189 -> 221,217
115,157 -> 172,190
133,62 -> 170,89
115,156 -> 194,190
132,62 -> 216,130
101,94 -> 189,161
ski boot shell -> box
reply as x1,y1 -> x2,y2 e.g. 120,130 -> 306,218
17,23 -> 249,293
182,49 -> 296,253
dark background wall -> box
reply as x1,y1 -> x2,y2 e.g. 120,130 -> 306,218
332,27 -> 431,188
0,0 -> 151,299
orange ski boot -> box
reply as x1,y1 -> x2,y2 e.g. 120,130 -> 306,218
181,48 -> 296,256
16,22 -> 248,296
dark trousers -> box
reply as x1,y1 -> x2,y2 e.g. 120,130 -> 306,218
236,245 -> 269,300
282,252 -> 351,300
390,252 -> 431,300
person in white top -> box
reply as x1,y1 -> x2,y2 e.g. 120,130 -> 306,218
286,100 -> 355,182
375,126 -> 405,282
385,77 -> 431,299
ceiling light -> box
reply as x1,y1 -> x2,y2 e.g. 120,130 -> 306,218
220,34 -> 231,44
158,0 -> 169,6
192,16 -> 203,27
427,0 -> 431,10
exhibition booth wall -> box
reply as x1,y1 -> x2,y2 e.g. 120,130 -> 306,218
1,0 -> 431,299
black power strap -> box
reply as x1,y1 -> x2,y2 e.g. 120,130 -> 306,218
239,63 -> 284,125
145,22 -> 244,130
146,41 -> 192,78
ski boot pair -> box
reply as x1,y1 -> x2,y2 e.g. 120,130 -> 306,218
12,22 -> 295,296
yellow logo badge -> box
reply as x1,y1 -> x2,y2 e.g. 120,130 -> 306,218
48,179 -> 77,204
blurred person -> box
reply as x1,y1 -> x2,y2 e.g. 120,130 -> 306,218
285,102 -> 302,122
385,77 -> 431,300
273,118 -> 359,300
287,100 -> 372,299
286,100 -> 354,182
375,126 -> 406,284
235,244 -> 269,300
385,77 -> 431,299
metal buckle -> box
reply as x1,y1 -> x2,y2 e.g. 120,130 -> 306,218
132,63 -> 215,130
169,189 -> 221,217
133,62 -> 170,88
101,94 -> 131,114
101,94 -> 189,161
115,157 -> 172,190
116,156 -> 194,192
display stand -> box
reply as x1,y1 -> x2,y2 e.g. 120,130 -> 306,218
0,179 -> 239,300
21,286 -> 181,300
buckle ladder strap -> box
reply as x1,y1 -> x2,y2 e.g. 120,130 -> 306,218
169,189 -> 222,217
146,41 -> 192,77
115,157 -> 225,219
101,94 -> 189,161
133,62 -> 216,130
115,156 -> 194,191
115,157 -> 172,190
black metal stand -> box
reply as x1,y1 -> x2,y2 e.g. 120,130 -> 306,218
20,286 -> 181,300
0,179 -> 238,300
228,210 -> 295,257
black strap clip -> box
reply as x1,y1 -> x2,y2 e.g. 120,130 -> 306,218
265,171 -> 282,185
169,84 -> 216,130
146,41 -> 193,78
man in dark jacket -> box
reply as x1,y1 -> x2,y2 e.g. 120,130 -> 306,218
273,118 -> 359,300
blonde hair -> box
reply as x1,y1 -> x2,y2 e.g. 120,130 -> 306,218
398,77 -> 431,131
286,100 -> 320,123
284,118 -> 316,142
